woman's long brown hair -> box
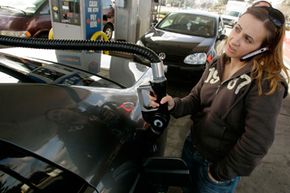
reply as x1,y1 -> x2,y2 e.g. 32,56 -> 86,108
223,7 -> 289,95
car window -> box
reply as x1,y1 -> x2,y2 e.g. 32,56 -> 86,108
0,0 -> 46,14
158,14 -> 174,28
39,3 -> 50,15
157,12 -> 216,37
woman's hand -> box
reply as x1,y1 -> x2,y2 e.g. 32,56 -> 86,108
149,94 -> 175,111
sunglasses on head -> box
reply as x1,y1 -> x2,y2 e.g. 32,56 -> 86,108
256,6 -> 285,28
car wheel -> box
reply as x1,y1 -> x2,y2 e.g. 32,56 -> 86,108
36,32 -> 49,39
103,23 -> 114,40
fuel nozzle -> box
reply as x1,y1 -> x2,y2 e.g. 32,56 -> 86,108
137,62 -> 170,136
150,61 -> 167,102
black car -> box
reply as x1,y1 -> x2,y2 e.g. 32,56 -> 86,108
0,37 -> 190,193
137,10 -> 227,71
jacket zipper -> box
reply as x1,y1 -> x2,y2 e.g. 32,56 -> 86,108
215,80 -> 226,95
215,78 -> 233,95
215,84 -> 221,94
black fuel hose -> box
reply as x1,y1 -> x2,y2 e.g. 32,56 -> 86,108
0,35 -> 161,63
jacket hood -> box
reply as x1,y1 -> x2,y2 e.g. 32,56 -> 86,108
280,76 -> 289,98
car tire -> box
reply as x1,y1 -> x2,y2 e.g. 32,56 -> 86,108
36,32 -> 49,39
103,23 -> 114,40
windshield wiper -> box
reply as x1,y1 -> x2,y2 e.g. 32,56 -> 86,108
0,5 -> 26,15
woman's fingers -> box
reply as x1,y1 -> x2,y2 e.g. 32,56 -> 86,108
148,94 -> 159,108
160,95 -> 175,110
148,94 -> 174,110
160,95 -> 172,104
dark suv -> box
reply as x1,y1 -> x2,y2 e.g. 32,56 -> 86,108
0,0 -> 115,39
0,0 -> 51,38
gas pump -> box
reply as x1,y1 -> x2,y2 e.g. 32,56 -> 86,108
114,0 -> 157,43
49,0 -> 103,40
49,0 -> 105,75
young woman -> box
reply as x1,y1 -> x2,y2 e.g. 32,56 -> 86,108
150,6 -> 288,193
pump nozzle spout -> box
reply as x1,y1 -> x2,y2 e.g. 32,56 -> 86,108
151,62 -> 166,82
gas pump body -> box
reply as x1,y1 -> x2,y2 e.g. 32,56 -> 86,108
114,0 -> 156,43
49,0 -> 103,40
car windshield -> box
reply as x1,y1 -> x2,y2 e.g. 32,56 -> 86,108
156,12 -> 216,37
0,0 -> 45,14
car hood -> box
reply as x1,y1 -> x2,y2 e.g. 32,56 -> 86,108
141,28 -> 215,56
0,83 -> 141,188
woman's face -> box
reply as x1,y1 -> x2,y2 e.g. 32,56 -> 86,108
225,13 -> 268,60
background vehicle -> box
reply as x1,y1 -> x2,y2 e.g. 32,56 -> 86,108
0,0 -> 51,38
137,9 -> 227,72
221,0 -> 249,28
0,0 -> 115,39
